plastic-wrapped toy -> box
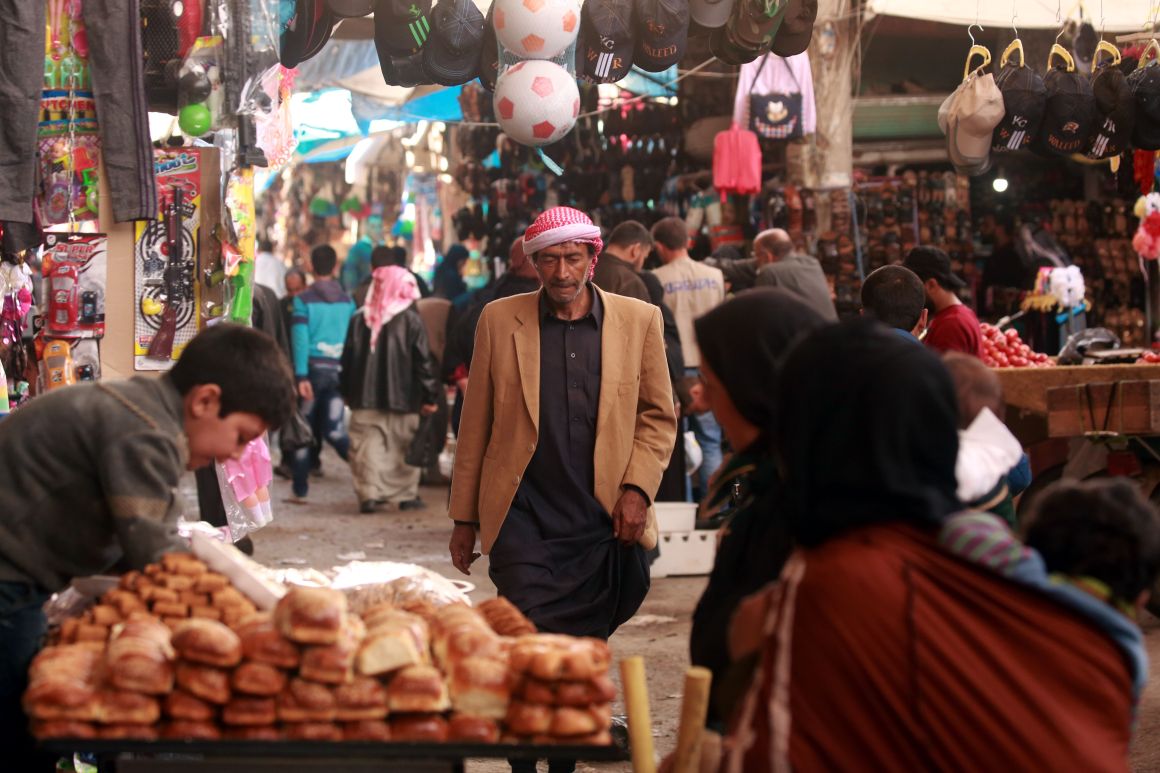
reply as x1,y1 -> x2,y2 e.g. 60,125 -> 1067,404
1133,192 -> 1160,261
216,435 -> 273,541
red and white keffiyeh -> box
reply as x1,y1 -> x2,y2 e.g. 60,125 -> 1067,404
364,265 -> 419,350
523,207 -> 603,277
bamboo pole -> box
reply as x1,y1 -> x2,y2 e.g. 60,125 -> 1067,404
620,657 -> 656,773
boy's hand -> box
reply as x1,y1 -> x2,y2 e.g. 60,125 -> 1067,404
298,380 -> 314,402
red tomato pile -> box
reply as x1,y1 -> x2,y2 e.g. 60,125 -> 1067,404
980,323 -> 1053,368
1137,351 -> 1160,364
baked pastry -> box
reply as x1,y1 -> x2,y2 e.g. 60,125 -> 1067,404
191,606 -> 223,621
237,614 -> 300,669
171,619 -> 243,668
222,696 -> 277,726
357,610 -> 429,676
28,644 -> 103,684
175,663 -> 231,705
100,724 -> 159,740
342,719 -> 391,741
232,662 -> 288,697
95,690 -> 162,725
163,690 -> 217,721
301,617 -> 364,684
433,623 -> 504,672
180,592 -> 210,607
225,725 -> 282,740
334,677 -> 388,721
90,605 -> 122,627
23,679 -> 99,721
152,601 -> 189,619
141,587 -> 179,604
389,714 -> 449,742
509,635 -> 611,681
277,678 -> 337,722
530,730 -> 613,746
194,572 -> 231,594
428,604 -> 488,636
162,553 -> 209,576
107,619 -> 176,695
517,674 -> 617,707
119,570 -> 145,591
75,623 -> 110,642
212,587 -> 250,610
31,720 -> 98,739
387,665 -> 450,713
275,587 -> 347,645
283,722 -> 342,741
161,720 -> 222,740
549,703 -> 612,737
448,714 -> 500,743
477,597 -> 536,637
505,700 -> 553,736
448,656 -> 510,719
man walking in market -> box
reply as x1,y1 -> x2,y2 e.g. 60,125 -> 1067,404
289,245 -> 357,502
340,265 -> 440,514
447,207 -> 676,771
904,245 -> 984,358
753,228 -> 838,321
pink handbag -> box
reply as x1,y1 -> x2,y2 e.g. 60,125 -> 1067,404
713,123 -> 763,197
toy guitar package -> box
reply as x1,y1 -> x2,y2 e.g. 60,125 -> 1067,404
42,232 -> 108,339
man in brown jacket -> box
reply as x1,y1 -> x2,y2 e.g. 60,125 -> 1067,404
447,207 -> 677,644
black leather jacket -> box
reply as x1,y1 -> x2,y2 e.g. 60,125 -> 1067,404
339,305 -> 439,412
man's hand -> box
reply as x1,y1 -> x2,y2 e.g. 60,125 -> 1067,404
611,488 -> 648,546
297,380 -> 314,402
449,523 -> 481,575
420,403 -> 438,416
687,381 -> 710,415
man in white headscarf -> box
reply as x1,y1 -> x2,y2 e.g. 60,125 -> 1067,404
447,206 -> 677,643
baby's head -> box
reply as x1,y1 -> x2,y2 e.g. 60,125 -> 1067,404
1024,479 -> 1160,615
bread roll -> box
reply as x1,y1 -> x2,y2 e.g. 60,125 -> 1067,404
59,618 -> 80,644
386,665 -> 450,713
504,700 -> 552,736
232,661 -> 288,697
342,719 -> 391,741
162,553 -> 207,575
333,677 -> 388,721
141,586 -> 179,604
75,623 -> 110,643
180,591 -> 209,607
175,663 -> 231,705
95,690 -> 161,725
222,696 -> 277,726
171,619 -> 243,668
152,601 -> 189,618
163,690 -> 216,721
548,703 -> 611,737
90,605 -> 122,627
119,570 -> 144,591
389,714 -> 448,742
448,714 -> 500,743
100,724 -> 159,740
530,730 -> 613,746
276,678 -> 337,722
212,587 -> 250,610
477,597 -> 537,637
237,614 -> 300,669
144,563 -> 164,579
509,635 -> 611,681
107,644 -> 175,696
301,616 -> 364,685
225,725 -> 282,740
283,722 -> 342,741
275,587 -> 347,645
517,674 -> 617,707
194,572 -> 230,594
161,720 -> 222,740
191,606 -> 222,621
448,656 -> 510,719
162,574 -> 196,592
29,644 -> 102,684
23,680 -> 99,721
31,720 -> 98,739
433,624 -> 504,672
357,610 -> 429,676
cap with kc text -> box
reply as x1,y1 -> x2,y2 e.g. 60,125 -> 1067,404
579,0 -> 635,83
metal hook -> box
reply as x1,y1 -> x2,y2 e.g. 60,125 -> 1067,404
969,22 -> 984,47
1011,4 -> 1019,38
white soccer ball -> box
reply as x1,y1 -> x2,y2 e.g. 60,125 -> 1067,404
494,60 -> 580,146
493,0 -> 580,60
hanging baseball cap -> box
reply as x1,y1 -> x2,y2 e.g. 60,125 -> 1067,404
634,0 -> 689,73
282,0 -> 335,67
422,0 -> 485,86
689,0 -> 735,31
989,42 -> 1047,154
327,0 -> 374,17
1034,45 -> 1095,157
904,246 -> 966,289
709,24 -> 763,65
770,0 -> 816,57
381,51 -> 430,87
579,0 -> 635,83
1086,43 -> 1135,159
478,4 -> 499,91
726,0 -> 788,51
374,0 -> 434,58
947,73 -> 1004,176
1129,51 -> 1160,151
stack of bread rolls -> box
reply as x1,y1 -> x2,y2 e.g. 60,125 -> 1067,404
504,635 -> 616,745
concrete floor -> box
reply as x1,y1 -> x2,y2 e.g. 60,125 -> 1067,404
202,449 -> 1160,772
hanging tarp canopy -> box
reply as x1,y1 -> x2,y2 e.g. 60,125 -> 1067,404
866,0 -> 1156,32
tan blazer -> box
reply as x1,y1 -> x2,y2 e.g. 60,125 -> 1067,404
448,286 -> 677,553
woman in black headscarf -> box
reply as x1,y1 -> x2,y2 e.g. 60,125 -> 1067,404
432,244 -> 470,302
688,288 -> 827,727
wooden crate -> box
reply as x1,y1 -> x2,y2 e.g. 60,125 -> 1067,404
1046,380 -> 1160,438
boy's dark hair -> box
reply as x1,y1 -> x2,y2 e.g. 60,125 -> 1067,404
370,246 -> 394,270
607,221 -> 654,250
861,265 -> 925,331
258,238 -> 275,253
1024,479 -> 1160,604
170,324 -> 297,429
391,246 -> 408,267
651,217 -> 689,251
310,245 -> 338,276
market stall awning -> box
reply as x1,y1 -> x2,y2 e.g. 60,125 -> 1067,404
866,0 -> 1156,31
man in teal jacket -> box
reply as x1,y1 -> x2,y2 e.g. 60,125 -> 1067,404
291,245 -> 356,500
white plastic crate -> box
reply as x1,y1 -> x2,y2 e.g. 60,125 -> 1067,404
651,529 -> 717,578
655,502 -> 697,533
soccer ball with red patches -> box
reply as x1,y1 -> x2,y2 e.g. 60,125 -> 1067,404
493,0 -> 580,59
493,60 -> 581,146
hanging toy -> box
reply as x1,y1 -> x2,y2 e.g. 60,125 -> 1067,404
179,103 -> 212,136
1133,193 -> 1160,261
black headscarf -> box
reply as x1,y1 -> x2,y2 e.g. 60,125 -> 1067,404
695,288 -> 827,454
776,318 -> 961,547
